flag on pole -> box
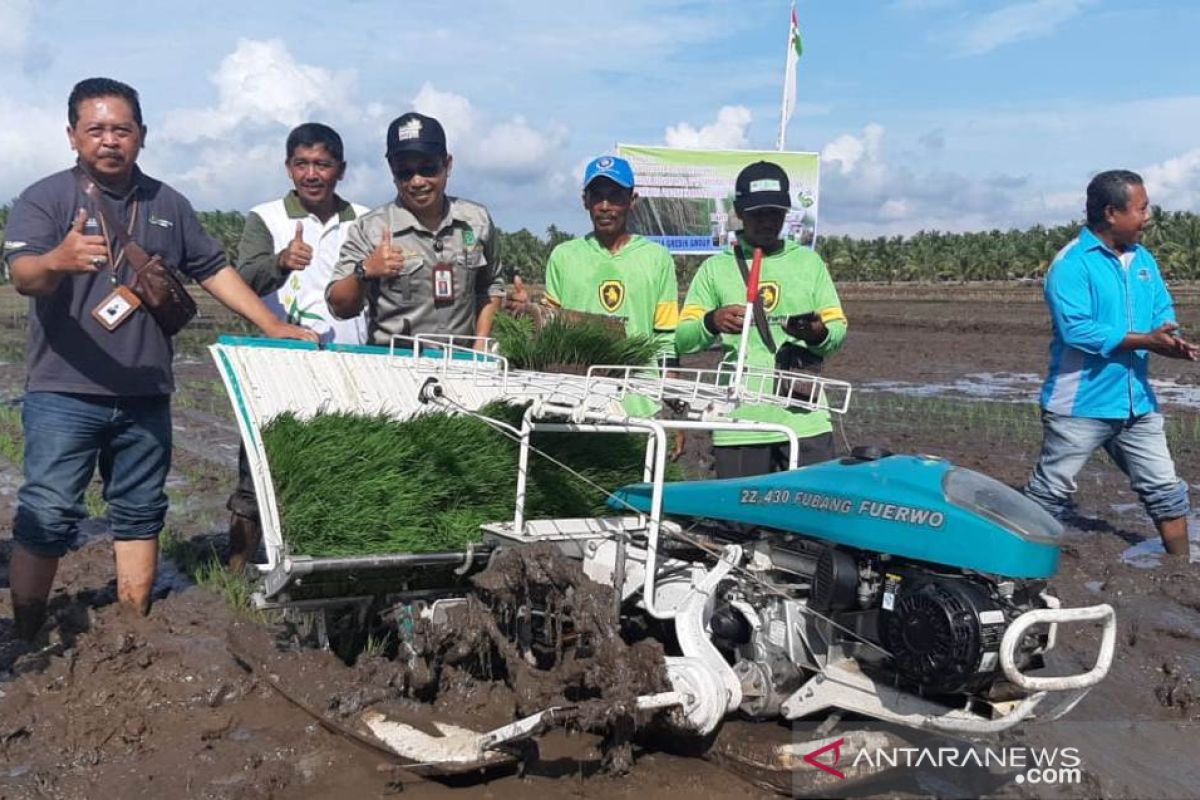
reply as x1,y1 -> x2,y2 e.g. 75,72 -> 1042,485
790,5 -> 803,60
777,4 -> 803,150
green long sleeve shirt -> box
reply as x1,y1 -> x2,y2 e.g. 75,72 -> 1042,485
543,234 -> 679,361
677,241 -> 847,446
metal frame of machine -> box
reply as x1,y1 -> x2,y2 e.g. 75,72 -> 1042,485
211,334 -> 1116,768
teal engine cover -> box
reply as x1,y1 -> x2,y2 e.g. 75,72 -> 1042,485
609,454 -> 1062,579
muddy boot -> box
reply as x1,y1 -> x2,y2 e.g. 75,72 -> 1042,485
228,512 -> 263,573
12,599 -> 48,643
9,545 -> 58,642
1157,516 -> 1191,558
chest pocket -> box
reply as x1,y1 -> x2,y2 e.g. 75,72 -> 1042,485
398,254 -> 426,276
459,246 -> 487,271
385,254 -> 426,301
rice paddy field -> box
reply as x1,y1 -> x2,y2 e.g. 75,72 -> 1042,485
0,282 -> 1198,799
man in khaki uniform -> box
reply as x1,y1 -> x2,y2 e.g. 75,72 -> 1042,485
326,112 -> 503,343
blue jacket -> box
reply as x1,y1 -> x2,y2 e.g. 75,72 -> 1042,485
1040,227 -> 1175,418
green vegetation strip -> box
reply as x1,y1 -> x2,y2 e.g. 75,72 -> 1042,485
0,404 -> 23,467
262,403 -> 669,557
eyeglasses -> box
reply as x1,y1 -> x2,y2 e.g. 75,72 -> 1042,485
585,186 -> 633,205
742,207 -> 789,219
392,162 -> 444,181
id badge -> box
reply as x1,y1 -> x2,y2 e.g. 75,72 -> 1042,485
432,263 -> 455,303
91,285 -> 142,331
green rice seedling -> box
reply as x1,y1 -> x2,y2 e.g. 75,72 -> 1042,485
194,557 -> 274,621
256,312 -> 671,557
362,630 -> 392,659
492,313 -> 660,371
261,402 -> 668,557
157,530 -> 268,618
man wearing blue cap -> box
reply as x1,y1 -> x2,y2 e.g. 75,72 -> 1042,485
518,155 -> 678,361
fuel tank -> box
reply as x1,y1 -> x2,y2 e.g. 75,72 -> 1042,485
609,453 -> 1062,579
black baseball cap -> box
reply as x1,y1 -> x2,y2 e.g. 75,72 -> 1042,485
734,161 -> 791,212
385,112 -> 447,159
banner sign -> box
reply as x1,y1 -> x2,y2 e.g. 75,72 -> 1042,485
615,144 -> 820,255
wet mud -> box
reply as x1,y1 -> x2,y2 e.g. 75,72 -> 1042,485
372,543 -> 670,771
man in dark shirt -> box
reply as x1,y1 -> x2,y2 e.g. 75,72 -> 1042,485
2,77 -> 317,640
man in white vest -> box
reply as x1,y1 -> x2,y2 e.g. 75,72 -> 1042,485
227,122 -> 368,570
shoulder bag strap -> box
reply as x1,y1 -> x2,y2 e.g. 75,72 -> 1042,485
74,168 -> 151,270
733,244 -> 777,353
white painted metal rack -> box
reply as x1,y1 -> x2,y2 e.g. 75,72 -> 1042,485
210,334 -> 851,607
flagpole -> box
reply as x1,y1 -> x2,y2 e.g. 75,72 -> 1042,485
777,2 -> 796,151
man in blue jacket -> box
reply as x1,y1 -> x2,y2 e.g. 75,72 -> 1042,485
1024,170 -> 1197,557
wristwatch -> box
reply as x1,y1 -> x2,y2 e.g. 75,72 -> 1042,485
353,260 -> 367,282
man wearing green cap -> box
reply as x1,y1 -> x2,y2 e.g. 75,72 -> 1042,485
677,160 -> 847,478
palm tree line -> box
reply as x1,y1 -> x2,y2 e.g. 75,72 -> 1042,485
2,205 -> 1197,285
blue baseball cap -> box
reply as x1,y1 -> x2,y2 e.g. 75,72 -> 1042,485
583,155 -> 635,190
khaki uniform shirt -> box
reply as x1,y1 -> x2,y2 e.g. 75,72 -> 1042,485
328,195 -> 502,345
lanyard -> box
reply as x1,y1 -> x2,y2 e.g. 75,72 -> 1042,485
96,199 -> 140,285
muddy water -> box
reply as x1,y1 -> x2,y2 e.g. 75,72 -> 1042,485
863,371 -> 1200,410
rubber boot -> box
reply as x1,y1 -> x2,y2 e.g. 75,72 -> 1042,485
13,599 -> 48,643
228,512 -> 263,573
10,545 -> 58,642
1157,516 -> 1191,558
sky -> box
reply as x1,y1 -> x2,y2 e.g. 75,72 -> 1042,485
2,0 -> 1198,238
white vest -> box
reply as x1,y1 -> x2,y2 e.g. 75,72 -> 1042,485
253,196 -> 369,344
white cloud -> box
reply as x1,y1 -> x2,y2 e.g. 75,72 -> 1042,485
879,198 -> 912,220
0,0 -> 31,54
412,83 -> 477,141
159,39 -> 356,144
951,0 -> 1093,57
411,84 -> 568,186
474,117 -> 567,183
664,106 -> 752,150
816,122 -> 1080,236
0,94 -> 64,198
138,40 -> 572,219
822,123 -> 884,176
1142,148 -> 1200,211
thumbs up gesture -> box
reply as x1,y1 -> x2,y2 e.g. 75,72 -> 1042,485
363,223 -> 405,279
55,208 -> 109,273
277,221 -> 314,271
505,274 -> 531,313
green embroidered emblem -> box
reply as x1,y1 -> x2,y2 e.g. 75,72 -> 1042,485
286,297 -> 324,326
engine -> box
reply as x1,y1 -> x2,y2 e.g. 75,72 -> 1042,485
875,571 -> 1011,694
706,537 -> 1051,714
